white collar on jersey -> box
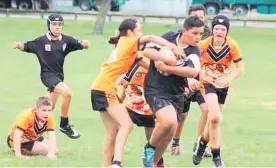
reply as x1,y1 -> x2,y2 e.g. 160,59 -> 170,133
176,33 -> 188,49
46,32 -> 62,41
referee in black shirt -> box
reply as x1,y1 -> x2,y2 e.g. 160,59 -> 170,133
12,14 -> 89,139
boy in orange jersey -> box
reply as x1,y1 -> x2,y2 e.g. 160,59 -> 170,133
90,18 -> 184,168
192,15 -> 244,168
7,96 -> 57,159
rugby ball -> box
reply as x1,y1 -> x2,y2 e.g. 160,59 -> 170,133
158,47 -> 175,76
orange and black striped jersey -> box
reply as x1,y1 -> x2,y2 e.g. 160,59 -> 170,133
199,36 -> 242,88
119,58 -> 152,115
91,36 -> 141,92
8,108 -> 55,146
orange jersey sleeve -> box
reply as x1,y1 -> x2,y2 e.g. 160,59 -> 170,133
199,36 -> 243,88
228,39 -> 242,63
91,36 -> 141,92
13,108 -> 33,132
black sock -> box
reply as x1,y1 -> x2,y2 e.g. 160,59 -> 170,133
211,148 -> 220,158
172,138 -> 180,146
145,142 -> 156,149
157,157 -> 164,165
60,117 -> 69,127
199,137 -> 208,146
111,160 -> 121,165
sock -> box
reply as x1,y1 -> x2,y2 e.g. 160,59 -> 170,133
60,116 -> 69,127
157,157 -> 164,165
172,138 -> 180,146
199,136 -> 209,146
111,160 -> 121,165
145,142 -> 156,149
211,147 -> 220,158
111,155 -> 114,162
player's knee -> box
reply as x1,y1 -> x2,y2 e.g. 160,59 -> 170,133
209,114 -> 221,124
63,90 -> 72,99
125,121 -> 134,133
161,118 -> 177,131
106,129 -> 118,144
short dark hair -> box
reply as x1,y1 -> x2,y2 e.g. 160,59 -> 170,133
183,16 -> 205,30
188,4 -> 206,15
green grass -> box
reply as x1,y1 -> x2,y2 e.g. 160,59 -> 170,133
0,18 -> 276,167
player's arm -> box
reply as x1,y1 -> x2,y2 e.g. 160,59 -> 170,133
139,35 -> 184,59
228,60 -> 244,81
46,130 -> 57,159
120,87 -> 126,101
13,38 -> 39,53
138,59 -> 150,69
13,128 -> 24,157
143,48 -> 177,66
155,61 -> 199,78
67,36 -> 89,52
81,40 -> 90,49
12,42 -> 24,51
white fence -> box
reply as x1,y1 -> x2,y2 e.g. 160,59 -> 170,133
0,9 -> 276,28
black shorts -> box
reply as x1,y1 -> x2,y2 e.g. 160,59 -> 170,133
127,109 -> 155,128
183,90 -> 205,112
41,75 -> 63,92
145,92 -> 185,122
7,136 -> 44,154
201,84 -> 229,104
91,90 -> 121,112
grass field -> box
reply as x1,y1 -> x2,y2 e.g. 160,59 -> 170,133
0,17 -> 276,167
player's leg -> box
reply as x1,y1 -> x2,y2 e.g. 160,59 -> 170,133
210,87 -> 228,168
171,95 -> 191,156
106,104 -> 133,167
143,105 -> 178,167
42,76 -> 79,139
193,85 -> 218,165
197,94 -> 212,158
47,91 -> 60,110
100,111 -> 119,167
171,112 -> 188,155
53,82 -> 80,139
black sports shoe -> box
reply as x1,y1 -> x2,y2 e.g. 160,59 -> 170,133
59,125 -> 80,139
213,156 -> 225,168
192,136 -> 207,165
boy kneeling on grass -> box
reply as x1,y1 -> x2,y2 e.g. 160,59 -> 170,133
7,96 -> 57,159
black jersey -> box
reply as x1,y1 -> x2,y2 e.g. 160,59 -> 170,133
144,31 -> 200,95
23,32 -> 83,80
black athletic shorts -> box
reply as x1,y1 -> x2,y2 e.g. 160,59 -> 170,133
201,84 -> 229,104
127,108 -> 155,128
145,92 -> 185,122
183,90 -> 205,112
41,75 -> 63,92
7,136 -> 44,154
91,90 -> 121,112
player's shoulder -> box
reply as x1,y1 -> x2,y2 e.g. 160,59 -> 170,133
226,36 -> 239,47
15,108 -> 35,122
161,31 -> 179,41
199,36 -> 212,48
60,34 -> 74,41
